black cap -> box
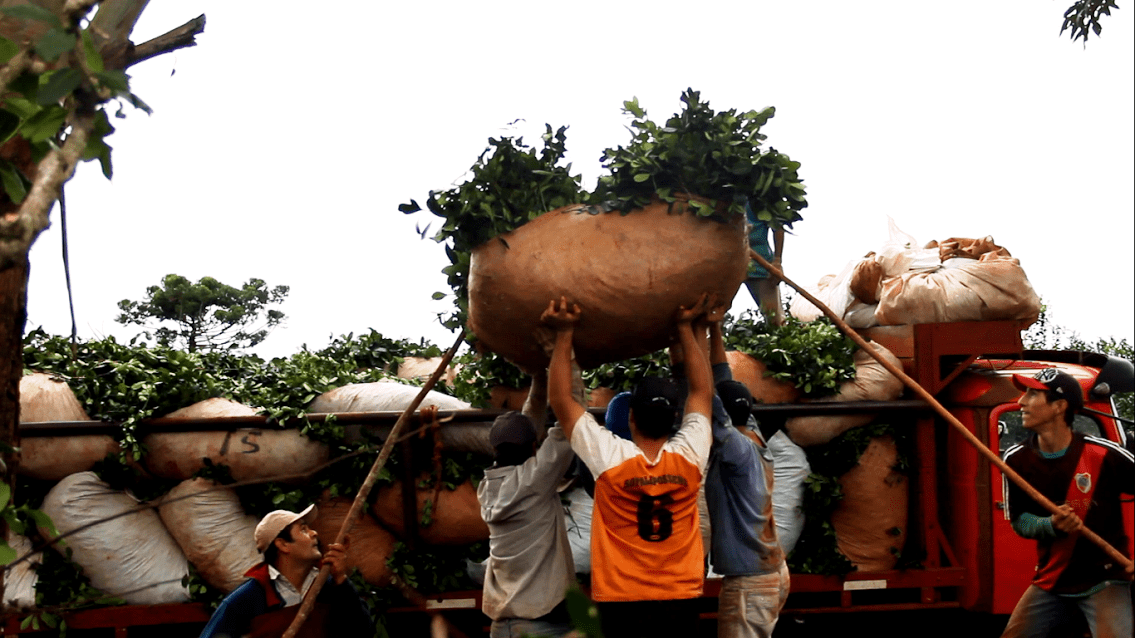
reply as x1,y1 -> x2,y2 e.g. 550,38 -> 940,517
489,411 -> 537,449
1012,368 -> 1084,413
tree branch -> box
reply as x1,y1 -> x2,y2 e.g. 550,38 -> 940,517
0,110 -> 96,271
130,13 -> 204,66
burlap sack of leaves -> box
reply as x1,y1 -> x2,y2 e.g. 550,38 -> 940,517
468,200 -> 749,372
18,373 -> 119,481
831,435 -> 908,572
144,398 -> 328,482
158,478 -> 261,593
310,494 -> 398,587
372,478 -> 489,545
40,472 -> 190,605
875,251 -> 1040,326
725,350 -> 801,404
784,345 -> 903,447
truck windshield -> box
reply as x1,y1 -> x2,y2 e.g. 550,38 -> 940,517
997,411 -> 1102,454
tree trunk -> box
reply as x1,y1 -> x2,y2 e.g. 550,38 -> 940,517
0,258 -> 28,605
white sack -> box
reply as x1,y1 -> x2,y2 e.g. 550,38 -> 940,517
784,345 -> 904,447
158,478 -> 260,593
3,531 -> 40,610
144,399 -> 328,482
874,252 -> 1041,326
563,487 -> 593,575
18,373 -> 117,481
768,431 -> 809,555
307,382 -> 469,413
40,472 -> 190,605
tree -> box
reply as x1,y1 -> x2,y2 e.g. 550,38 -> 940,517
0,0 -> 205,609
117,274 -> 289,353
1024,306 -> 1133,428
1061,1 -> 1119,44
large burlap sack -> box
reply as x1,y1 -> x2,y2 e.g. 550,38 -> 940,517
158,478 -> 260,593
725,350 -> 801,404
768,431 -> 809,555
309,494 -> 398,587
3,531 -> 40,610
143,398 -> 328,482
468,200 -> 749,372
372,478 -> 488,545
18,373 -> 119,480
784,345 -> 904,447
874,252 -> 1041,326
307,382 -> 469,413
396,357 -> 460,386
39,472 -> 190,605
831,435 -> 908,572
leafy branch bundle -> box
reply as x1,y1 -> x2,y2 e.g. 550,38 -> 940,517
787,422 -> 911,575
724,311 -> 858,398
402,90 -> 807,334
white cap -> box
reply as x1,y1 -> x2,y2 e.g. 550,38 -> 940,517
253,504 -> 315,553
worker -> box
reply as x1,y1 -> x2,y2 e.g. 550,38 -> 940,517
477,369 -> 578,638
744,202 -> 785,326
702,308 -> 789,638
543,294 -> 713,637
198,505 -> 373,638
1000,369 -> 1134,638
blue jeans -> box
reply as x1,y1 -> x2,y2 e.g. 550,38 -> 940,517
1001,581 -> 1132,638
489,617 -> 573,638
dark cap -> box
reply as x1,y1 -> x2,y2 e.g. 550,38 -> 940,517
489,411 -> 537,449
716,380 -> 753,426
1012,368 -> 1084,412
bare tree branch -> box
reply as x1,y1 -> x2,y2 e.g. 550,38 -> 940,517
125,14 -> 205,68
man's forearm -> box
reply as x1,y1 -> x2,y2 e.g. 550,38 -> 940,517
709,322 -> 727,366
548,328 -> 584,436
677,322 -> 712,416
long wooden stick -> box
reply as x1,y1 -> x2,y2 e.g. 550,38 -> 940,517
750,249 -> 1132,570
283,329 -> 467,638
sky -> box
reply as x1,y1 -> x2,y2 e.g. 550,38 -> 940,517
22,1 -> 1135,359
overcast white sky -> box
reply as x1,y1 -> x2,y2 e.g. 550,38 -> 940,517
22,1 -> 1135,359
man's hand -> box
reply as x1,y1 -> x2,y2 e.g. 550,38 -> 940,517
703,300 -> 727,325
541,296 -> 581,331
676,293 -> 710,325
322,534 -> 351,585
1051,505 -> 1083,535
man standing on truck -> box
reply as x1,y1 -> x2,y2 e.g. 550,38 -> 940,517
198,504 -> 373,638
1001,368 -> 1134,638
702,311 -> 790,638
543,294 -> 714,638
477,371 -> 578,638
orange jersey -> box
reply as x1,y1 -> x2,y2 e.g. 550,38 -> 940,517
570,412 -> 711,602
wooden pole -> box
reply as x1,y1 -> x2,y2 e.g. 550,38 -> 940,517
282,329 -> 467,638
749,249 -> 1132,570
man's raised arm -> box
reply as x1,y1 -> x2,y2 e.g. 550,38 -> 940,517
542,297 -> 586,440
676,294 -> 712,420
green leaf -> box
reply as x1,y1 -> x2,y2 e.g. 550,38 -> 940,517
28,509 -> 59,539
399,200 -> 421,214
0,482 -> 9,510
0,5 -> 63,29
632,173 -> 651,183
431,291 -> 446,300
34,28 -> 75,62
81,29 -> 103,73
0,541 -> 16,566
37,68 -> 82,105
0,109 -> 20,145
0,162 -> 28,204
0,36 -> 19,65
93,70 -> 129,93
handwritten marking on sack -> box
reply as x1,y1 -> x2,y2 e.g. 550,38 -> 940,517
241,432 -> 261,454
218,431 -> 233,455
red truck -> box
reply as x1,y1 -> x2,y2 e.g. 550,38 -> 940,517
7,320 -> 1133,636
